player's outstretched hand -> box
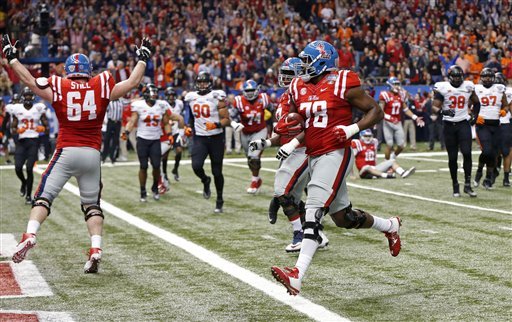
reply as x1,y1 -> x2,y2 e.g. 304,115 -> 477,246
2,35 -> 19,62
135,37 -> 153,63
249,138 -> 268,152
415,116 -> 425,127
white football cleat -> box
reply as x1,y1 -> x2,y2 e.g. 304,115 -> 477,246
401,167 -> 416,178
318,230 -> 329,249
285,230 -> 303,253
84,248 -> 102,273
247,178 -> 262,194
271,266 -> 301,296
12,233 -> 36,263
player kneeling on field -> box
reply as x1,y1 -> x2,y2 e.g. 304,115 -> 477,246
352,129 -> 415,179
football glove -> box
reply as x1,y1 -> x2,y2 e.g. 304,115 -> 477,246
500,109 -> 507,117
205,122 -> 220,131
168,134 -> 174,145
121,130 -> 129,140
135,37 -> 153,63
184,126 -> 193,137
249,138 -> 270,152
0,131 -> 3,139
2,35 -> 19,63
35,125 -> 45,133
276,138 -> 300,161
211,91 -> 226,100
17,127 -> 27,134
441,109 -> 456,117
230,120 -> 244,132
332,124 -> 360,144
476,115 -> 485,125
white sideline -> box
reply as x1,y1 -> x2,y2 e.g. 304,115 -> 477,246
0,233 -> 18,257
0,260 -> 53,298
0,310 -> 74,322
222,163 -> 512,215
31,168 -> 348,322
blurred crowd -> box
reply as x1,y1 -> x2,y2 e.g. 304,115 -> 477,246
1,0 -> 512,98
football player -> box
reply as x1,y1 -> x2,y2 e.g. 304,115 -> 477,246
185,72 -> 239,213
432,65 -> 481,197
124,83 -> 185,202
270,40 -> 401,296
379,77 -> 425,160
250,57 -> 329,253
1,93 -> 21,164
472,68 -> 509,189
233,80 -> 272,194
5,34 -> 154,273
161,87 -> 188,183
352,129 -> 416,179
10,87 -> 48,204
495,72 -> 511,187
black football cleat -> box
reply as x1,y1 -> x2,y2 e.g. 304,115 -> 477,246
464,183 -> 477,197
453,183 -> 460,197
268,197 -> 280,224
202,176 -> 211,199
473,170 -> 482,188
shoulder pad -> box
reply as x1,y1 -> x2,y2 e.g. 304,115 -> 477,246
463,81 -> 475,91
184,92 -> 199,102
496,84 -> 506,93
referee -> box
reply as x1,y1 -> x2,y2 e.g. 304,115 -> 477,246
102,99 -> 123,164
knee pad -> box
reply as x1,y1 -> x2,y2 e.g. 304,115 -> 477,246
32,197 -> 52,215
343,204 -> 368,229
82,204 -> 104,222
277,195 -> 300,218
248,158 -> 261,171
302,208 -> 326,244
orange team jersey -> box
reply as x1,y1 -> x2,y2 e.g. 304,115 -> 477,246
351,138 -> 378,171
379,90 -> 403,122
48,71 -> 115,150
234,92 -> 270,134
289,70 -> 360,156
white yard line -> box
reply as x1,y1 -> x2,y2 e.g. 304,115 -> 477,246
498,226 -> 512,231
221,163 -> 512,216
30,168 -> 349,322
0,234 -> 18,257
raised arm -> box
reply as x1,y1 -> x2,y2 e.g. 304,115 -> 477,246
2,35 -> 53,102
110,38 -> 154,101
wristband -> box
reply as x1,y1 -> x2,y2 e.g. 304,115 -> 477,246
9,58 -> 19,65
289,138 -> 300,149
137,60 -> 147,66
265,139 -> 272,147
384,114 -> 391,120
345,124 -> 360,139
412,115 -> 418,121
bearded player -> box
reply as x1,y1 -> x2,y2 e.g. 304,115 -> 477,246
5,35 -> 154,273
269,40 -> 401,296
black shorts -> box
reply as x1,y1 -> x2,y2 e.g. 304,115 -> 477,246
136,137 -> 161,169
15,137 -> 39,167
498,123 -> 512,156
191,133 -> 225,167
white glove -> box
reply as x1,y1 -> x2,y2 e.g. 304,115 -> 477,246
231,120 -> 244,132
212,91 -> 226,100
276,138 -> 300,160
249,138 -> 271,152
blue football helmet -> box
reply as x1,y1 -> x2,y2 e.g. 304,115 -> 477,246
360,129 -> 374,144
386,77 -> 401,93
278,57 -> 302,87
298,40 -> 339,82
242,80 -> 260,101
65,53 -> 92,78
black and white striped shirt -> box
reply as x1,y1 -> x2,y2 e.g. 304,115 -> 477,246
107,99 -> 123,122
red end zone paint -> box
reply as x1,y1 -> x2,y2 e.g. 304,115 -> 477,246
0,263 -> 22,296
0,313 -> 39,322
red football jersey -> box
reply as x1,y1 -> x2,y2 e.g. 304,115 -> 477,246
48,71 -> 115,150
351,138 -> 378,171
275,90 -> 290,122
289,70 -> 360,156
379,90 -> 403,122
234,92 -> 270,134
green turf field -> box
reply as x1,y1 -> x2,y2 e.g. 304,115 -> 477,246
1,148 -> 511,321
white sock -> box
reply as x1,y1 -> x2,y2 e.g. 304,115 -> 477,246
396,167 -> 405,175
390,152 -> 396,160
26,220 -> 41,235
371,216 -> 392,232
295,239 -> 318,279
251,176 -> 260,182
290,217 -> 302,231
91,235 -> 102,249
380,173 -> 388,178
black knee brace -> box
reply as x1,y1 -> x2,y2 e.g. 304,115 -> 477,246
303,208 -> 326,244
277,195 -> 300,217
343,203 -> 368,229
82,205 -> 104,222
248,158 -> 261,172
32,197 -> 52,215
